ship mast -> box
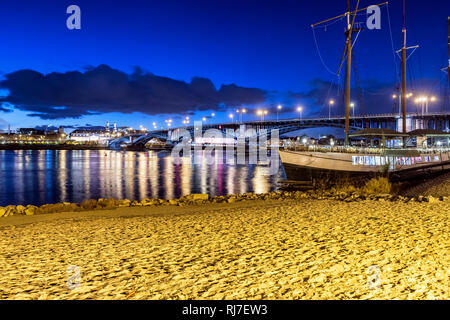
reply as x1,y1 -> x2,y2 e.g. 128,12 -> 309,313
401,0 -> 407,134
448,16 -> 450,111
344,0 -> 353,147
312,1 -> 387,147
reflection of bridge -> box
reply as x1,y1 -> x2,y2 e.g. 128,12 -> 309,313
109,112 -> 450,147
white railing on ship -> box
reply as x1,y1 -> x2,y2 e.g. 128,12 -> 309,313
282,144 -> 450,155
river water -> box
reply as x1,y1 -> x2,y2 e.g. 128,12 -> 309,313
0,149 -> 285,206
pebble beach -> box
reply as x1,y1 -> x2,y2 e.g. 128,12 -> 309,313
0,194 -> 449,300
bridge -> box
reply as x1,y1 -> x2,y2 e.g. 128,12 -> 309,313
109,112 -> 450,147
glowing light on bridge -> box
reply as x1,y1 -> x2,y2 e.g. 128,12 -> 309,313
296,106 -> 303,120
328,99 -> 334,120
277,105 -> 282,121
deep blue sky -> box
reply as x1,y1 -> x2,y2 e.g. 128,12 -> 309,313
0,0 -> 450,130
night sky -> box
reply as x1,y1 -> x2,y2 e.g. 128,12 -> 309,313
0,0 -> 450,131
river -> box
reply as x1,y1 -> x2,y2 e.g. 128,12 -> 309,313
0,149 -> 285,206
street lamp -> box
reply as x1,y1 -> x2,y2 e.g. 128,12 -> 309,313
328,99 -> 334,120
350,102 -> 355,117
236,108 -> 247,123
393,92 -> 413,114
277,104 -> 282,121
256,110 -> 268,121
415,96 -> 436,115
297,106 -> 303,120
229,113 -> 234,123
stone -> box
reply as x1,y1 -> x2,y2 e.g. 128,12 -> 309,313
190,194 -> 209,201
15,205 -> 26,214
0,207 -> 6,217
118,199 -> 131,207
426,196 -> 440,203
24,206 -> 37,216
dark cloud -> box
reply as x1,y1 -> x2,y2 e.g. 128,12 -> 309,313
0,65 -> 267,119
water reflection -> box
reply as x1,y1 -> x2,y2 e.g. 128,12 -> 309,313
0,150 -> 284,206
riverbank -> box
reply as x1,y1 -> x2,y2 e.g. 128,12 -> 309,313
0,195 -> 449,300
401,171 -> 450,198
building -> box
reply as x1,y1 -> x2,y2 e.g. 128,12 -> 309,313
0,126 -> 66,144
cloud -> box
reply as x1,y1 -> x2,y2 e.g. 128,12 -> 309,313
0,65 -> 267,120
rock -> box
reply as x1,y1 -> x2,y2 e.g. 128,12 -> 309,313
425,196 -> 440,203
80,199 -> 98,210
118,199 -> 131,207
190,194 -> 209,201
168,199 -> 178,205
131,200 -> 143,206
4,206 -> 17,217
97,198 -> 117,209
227,197 -> 236,203
15,205 -> 26,214
0,207 -> 6,217
24,206 -> 37,216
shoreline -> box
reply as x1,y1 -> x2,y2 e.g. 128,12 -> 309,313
1,189 -> 448,218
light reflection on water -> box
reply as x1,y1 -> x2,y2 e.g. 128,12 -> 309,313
0,149 -> 284,206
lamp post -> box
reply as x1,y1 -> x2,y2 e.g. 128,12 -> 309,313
350,102 -> 355,117
229,113 -> 234,123
236,108 -> 247,123
415,96 -> 436,116
297,106 -> 303,120
277,105 -> 282,121
393,93 -> 413,114
328,99 -> 334,120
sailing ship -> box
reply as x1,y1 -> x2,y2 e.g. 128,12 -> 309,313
279,0 -> 450,181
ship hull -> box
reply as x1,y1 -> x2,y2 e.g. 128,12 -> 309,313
279,149 -> 450,182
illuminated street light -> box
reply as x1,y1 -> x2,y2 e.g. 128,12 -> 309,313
277,104 -> 282,121
328,99 -> 334,120
415,95 -> 437,115
297,106 -> 303,120
350,102 -> 355,117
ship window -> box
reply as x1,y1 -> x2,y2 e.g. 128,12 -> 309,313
352,156 -> 358,165
424,156 -> 430,162
415,156 -> 422,163
375,156 -> 381,166
433,156 -> 440,162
